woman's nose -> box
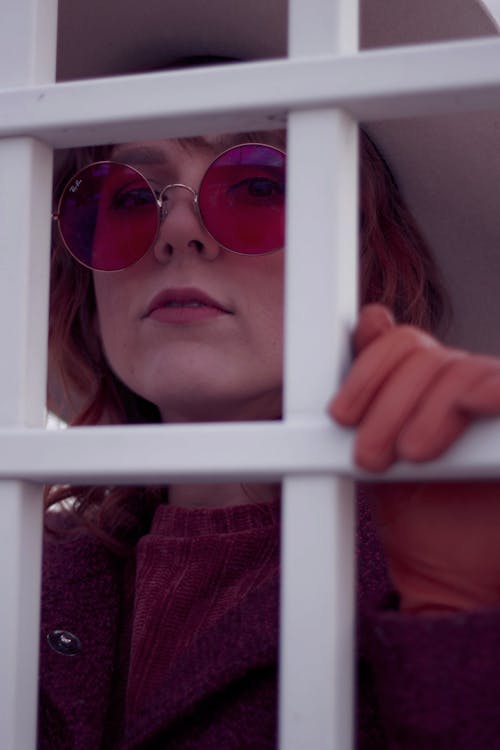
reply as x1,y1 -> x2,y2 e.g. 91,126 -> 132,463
152,184 -> 221,263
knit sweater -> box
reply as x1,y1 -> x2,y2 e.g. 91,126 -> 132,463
39,492 -> 500,749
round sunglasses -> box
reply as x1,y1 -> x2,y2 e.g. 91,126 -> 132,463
53,143 -> 286,271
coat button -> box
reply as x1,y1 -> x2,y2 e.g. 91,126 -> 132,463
47,630 -> 82,656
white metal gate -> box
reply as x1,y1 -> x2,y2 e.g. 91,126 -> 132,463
1,0 -> 500,748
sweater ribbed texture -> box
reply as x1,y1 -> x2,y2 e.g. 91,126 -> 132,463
126,501 -> 280,734
39,492 -> 500,749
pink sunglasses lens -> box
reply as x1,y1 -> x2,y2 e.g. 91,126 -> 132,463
198,144 -> 285,254
58,163 -> 158,271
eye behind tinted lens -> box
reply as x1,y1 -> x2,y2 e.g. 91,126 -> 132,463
198,144 -> 286,254
109,185 -> 157,211
58,162 -> 159,270
227,175 -> 284,203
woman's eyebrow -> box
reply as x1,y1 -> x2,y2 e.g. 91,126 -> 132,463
208,134 -> 245,150
110,145 -> 167,166
206,133 -> 273,150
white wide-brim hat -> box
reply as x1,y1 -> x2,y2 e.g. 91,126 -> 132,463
56,0 -> 500,354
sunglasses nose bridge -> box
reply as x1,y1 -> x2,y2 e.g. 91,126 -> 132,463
158,183 -> 198,225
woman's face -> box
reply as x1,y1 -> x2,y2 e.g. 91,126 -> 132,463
92,135 -> 285,423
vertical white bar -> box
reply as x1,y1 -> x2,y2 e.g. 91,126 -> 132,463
1,0 -> 57,86
288,0 -> 358,53
0,138 -> 53,750
281,477 -> 356,748
280,1 -> 359,749
283,110 -> 358,413
0,139 -> 53,427
0,2 -> 57,748
0,483 -> 45,749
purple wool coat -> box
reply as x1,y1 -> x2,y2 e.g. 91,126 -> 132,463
38,492 -> 500,749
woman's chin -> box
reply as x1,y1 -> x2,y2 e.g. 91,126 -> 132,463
154,389 -> 283,424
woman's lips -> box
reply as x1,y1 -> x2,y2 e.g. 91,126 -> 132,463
143,287 -> 232,323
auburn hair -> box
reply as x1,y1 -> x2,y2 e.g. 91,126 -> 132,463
45,130 -> 450,553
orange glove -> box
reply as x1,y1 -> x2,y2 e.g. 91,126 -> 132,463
329,304 -> 500,614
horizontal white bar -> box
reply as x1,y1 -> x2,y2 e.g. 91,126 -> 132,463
2,418 -> 500,484
1,37 -> 500,146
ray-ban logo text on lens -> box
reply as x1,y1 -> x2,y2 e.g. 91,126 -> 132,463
69,179 -> 82,193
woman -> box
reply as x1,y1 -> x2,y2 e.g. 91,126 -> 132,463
40,119 -> 500,749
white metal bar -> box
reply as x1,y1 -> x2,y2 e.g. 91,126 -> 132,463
279,1 -> 359,748
1,37 -> 500,146
480,0 -> 500,27
280,478 -> 355,749
288,0 -> 358,52
0,139 -> 53,426
0,2 -> 57,748
283,111 -> 358,415
0,0 -> 56,85
0,138 -> 53,749
0,6 -> 496,750
1,418 -> 500,483
280,118 -> 358,750
0,483 -> 43,750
